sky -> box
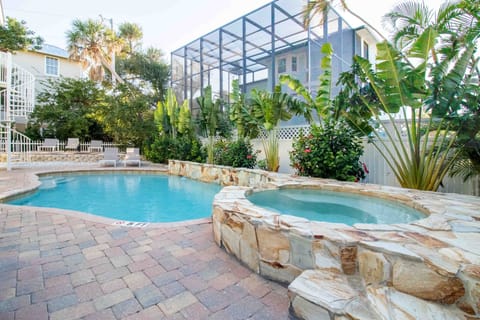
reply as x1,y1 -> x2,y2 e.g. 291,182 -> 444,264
5,0 -> 445,59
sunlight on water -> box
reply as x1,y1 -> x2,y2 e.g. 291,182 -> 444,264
248,189 -> 425,225
9,174 -> 222,223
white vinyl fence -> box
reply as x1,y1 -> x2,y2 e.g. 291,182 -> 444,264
3,140 -> 126,154
250,125 -> 480,196
30,141 -> 124,152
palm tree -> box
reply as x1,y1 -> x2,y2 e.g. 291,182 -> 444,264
302,0 -> 387,41
249,86 -> 305,172
66,19 -> 124,83
382,0 -> 473,63
118,22 -> 143,54
382,0 -> 480,183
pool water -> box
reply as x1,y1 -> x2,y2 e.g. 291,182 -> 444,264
8,174 -> 222,222
247,189 -> 425,225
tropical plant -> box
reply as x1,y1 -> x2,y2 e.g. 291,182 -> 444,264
279,43 -> 335,124
155,88 -> 191,139
384,0 -> 480,181
196,85 -> 231,164
382,0 -> 473,57
229,79 -> 260,139
96,83 -> 155,148
118,22 -> 143,54
66,18 -> 124,83
282,42 -> 366,180
290,123 -> 365,181
214,139 -> 258,169
369,0 -> 479,188
249,86 -> 301,172
116,49 -> 169,100
337,35 -> 476,191
148,87 -> 201,163
0,17 -> 43,52
27,78 -> 106,140
145,134 -> 205,164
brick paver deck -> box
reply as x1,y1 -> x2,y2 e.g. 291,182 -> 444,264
0,167 -> 291,319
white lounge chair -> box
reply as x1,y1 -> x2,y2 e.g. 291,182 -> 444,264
38,138 -> 59,152
99,147 -> 119,167
88,140 -> 103,152
65,138 -> 79,151
124,147 -> 141,167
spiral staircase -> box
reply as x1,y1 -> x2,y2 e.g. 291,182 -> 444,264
0,51 -> 35,170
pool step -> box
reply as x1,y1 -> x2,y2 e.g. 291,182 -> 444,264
288,269 -> 469,320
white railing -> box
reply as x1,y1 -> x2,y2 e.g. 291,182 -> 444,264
0,52 -> 36,169
0,52 -> 7,86
26,140 -> 123,153
0,52 -> 35,121
0,125 -> 33,163
0,139 -> 125,153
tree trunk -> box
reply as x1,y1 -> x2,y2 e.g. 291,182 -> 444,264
99,54 -> 124,84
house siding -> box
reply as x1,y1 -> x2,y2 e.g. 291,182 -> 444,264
12,50 -> 84,96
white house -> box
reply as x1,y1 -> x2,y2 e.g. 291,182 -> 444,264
12,44 -> 85,96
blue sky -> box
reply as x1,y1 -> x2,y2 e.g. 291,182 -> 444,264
5,0 -> 444,58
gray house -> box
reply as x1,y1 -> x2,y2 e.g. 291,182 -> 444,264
170,0 -> 378,119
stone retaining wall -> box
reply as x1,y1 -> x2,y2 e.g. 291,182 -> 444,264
168,160 -> 272,187
169,160 -> 480,319
0,152 -> 104,163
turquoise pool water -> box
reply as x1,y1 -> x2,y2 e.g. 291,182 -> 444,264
8,174 -> 222,222
247,189 -> 425,225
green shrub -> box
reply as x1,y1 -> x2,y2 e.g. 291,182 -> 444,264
214,139 -> 258,168
145,135 -> 206,164
290,120 -> 366,181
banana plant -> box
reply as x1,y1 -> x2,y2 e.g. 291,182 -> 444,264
279,42 -> 334,126
229,79 -> 259,139
154,88 -> 189,139
196,85 -> 223,164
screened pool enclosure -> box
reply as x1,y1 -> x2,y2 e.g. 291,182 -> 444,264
170,0 -> 377,114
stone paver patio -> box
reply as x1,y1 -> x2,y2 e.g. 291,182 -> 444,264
0,166 -> 291,319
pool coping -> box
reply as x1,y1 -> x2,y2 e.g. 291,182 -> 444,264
0,166 -> 213,228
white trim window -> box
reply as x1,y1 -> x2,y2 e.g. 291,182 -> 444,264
291,56 -> 298,72
45,57 -> 59,76
277,54 -> 303,75
277,57 -> 287,74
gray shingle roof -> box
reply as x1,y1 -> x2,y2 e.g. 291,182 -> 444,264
35,44 -> 69,58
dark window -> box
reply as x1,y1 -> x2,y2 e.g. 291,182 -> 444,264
291,56 -> 297,72
278,58 -> 286,73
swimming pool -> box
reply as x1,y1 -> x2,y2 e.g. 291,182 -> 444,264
8,173 -> 222,222
247,188 -> 425,225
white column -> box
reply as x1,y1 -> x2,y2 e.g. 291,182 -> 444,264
5,52 -> 11,171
